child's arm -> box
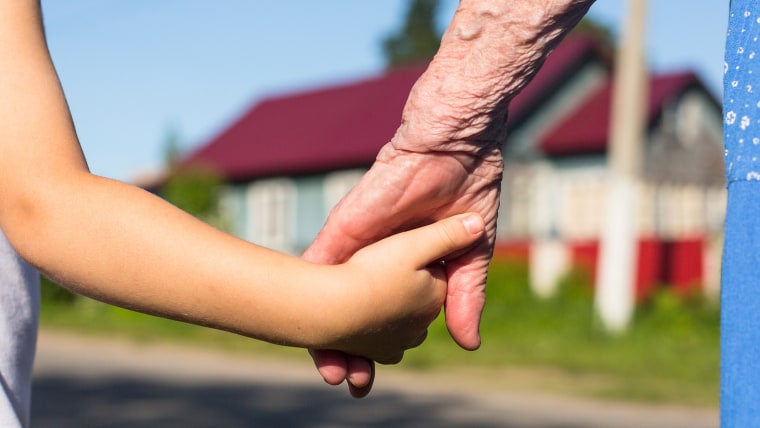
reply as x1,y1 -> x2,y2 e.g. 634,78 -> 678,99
0,1 -> 484,363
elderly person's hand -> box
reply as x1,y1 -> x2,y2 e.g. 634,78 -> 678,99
303,0 -> 595,398
303,135 -> 502,397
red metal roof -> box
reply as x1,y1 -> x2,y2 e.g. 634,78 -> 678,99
183,64 -> 426,181
539,71 -> 704,156
507,35 -> 606,128
181,35 -> 615,180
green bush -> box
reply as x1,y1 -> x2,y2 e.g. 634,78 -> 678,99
39,275 -> 78,306
160,167 -> 231,231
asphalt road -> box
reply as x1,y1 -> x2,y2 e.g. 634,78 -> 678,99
31,331 -> 719,428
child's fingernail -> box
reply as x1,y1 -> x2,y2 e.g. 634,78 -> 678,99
461,214 -> 484,235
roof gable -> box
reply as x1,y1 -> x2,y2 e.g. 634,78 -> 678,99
507,35 -> 609,129
539,71 -> 711,157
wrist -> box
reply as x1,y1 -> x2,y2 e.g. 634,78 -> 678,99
394,0 -> 594,153
305,264 -> 366,351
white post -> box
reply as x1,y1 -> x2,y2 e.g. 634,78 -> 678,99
530,238 -> 569,298
596,177 -> 640,332
594,0 -> 648,333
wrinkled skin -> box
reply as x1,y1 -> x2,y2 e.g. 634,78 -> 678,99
302,139 -> 503,398
302,0 -> 592,399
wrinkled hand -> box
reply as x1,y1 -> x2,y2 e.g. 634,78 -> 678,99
302,140 -> 503,397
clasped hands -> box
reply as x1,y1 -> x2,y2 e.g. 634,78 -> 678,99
303,133 -> 503,398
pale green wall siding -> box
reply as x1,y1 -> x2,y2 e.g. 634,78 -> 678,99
294,176 -> 326,253
220,184 -> 248,238
227,173 -> 366,255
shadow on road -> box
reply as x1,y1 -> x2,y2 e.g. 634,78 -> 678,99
32,374 -> 577,428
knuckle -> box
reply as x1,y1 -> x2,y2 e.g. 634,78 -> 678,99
410,330 -> 428,348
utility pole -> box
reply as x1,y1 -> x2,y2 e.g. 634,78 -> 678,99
594,0 -> 648,333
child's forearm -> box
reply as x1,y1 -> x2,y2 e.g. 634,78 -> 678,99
15,175 -> 337,348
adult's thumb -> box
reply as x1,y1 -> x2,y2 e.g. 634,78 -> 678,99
404,213 -> 485,268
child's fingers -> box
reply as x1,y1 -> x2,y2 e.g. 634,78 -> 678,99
401,213 -> 485,269
374,330 -> 428,365
346,358 -> 374,399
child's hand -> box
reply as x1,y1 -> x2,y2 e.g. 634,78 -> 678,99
317,213 -> 485,365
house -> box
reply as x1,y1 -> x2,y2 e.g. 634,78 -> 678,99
180,35 -> 725,298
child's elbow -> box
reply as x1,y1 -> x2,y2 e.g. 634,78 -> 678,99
0,178 -> 70,270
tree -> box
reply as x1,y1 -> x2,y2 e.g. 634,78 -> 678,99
158,128 -> 229,231
163,125 -> 182,169
571,17 -> 615,60
161,167 -> 224,223
383,0 -> 441,68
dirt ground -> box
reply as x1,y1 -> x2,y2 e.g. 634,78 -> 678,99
31,330 -> 719,428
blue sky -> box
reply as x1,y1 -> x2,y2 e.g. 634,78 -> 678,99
40,1 -> 729,182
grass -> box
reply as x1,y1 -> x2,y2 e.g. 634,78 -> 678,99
38,260 -> 719,407
403,262 -> 719,405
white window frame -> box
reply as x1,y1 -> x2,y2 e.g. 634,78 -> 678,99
323,169 -> 366,215
246,178 -> 296,252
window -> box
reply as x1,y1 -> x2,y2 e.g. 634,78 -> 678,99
246,178 -> 296,252
323,169 -> 366,215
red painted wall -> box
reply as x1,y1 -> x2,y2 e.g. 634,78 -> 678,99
493,238 -> 705,299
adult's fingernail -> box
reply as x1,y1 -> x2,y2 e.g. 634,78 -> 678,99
461,214 -> 485,235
